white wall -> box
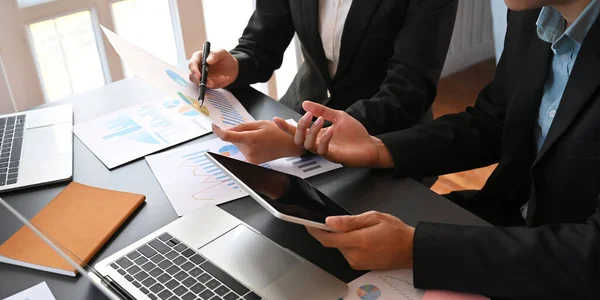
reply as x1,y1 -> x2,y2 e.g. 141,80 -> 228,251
490,0 -> 508,63
441,0 -> 495,77
0,0 -> 45,112
0,54 -> 16,114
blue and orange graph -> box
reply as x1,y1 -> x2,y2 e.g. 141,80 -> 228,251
206,89 -> 247,126
357,285 -> 381,300
180,149 -> 239,200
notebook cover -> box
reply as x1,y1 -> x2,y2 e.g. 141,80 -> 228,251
0,182 -> 145,276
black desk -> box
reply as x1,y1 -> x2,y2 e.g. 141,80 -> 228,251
0,78 -> 488,299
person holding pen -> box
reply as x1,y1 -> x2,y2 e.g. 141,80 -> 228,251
189,0 -> 458,164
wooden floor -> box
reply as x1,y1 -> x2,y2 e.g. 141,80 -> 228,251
429,59 -> 497,195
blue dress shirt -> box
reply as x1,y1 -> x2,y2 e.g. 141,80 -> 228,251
522,1 -> 600,219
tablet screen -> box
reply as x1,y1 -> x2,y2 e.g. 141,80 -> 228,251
207,152 -> 351,223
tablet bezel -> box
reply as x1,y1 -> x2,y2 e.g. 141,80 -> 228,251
205,152 -> 349,232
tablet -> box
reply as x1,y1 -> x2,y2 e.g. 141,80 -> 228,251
206,152 -> 351,231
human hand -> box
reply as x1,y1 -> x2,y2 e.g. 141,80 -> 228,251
212,121 -> 306,164
188,49 -> 239,88
306,211 -> 415,270
273,101 -> 394,168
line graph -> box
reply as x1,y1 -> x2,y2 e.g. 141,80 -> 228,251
379,274 -> 422,300
179,149 -> 239,200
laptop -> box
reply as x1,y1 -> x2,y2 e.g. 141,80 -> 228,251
0,105 -> 73,192
1,193 -> 347,299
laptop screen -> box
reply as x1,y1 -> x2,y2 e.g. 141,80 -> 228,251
207,152 -> 351,223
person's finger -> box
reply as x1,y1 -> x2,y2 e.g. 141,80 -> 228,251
326,211 -> 382,232
210,75 -> 230,89
294,112 -> 312,147
228,122 -> 260,132
316,126 -> 333,156
306,226 -> 363,249
302,101 -> 343,123
304,117 -> 324,151
273,117 -> 297,136
188,51 -> 203,84
212,123 -> 246,143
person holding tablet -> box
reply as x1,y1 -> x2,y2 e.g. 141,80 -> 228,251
189,0 -> 458,163
276,0 -> 600,298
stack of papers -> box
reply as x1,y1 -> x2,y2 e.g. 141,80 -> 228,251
74,96 -> 212,169
146,137 -> 342,216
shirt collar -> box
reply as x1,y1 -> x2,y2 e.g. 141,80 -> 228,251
536,1 -> 600,46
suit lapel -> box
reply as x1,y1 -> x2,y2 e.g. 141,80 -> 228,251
335,0 -> 384,80
533,19 -> 600,166
300,0 -> 331,86
502,36 -> 553,161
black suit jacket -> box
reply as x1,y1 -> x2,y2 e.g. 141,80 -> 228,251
378,9 -> 600,299
229,0 -> 457,134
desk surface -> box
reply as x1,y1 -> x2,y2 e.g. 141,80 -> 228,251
0,78 -> 488,299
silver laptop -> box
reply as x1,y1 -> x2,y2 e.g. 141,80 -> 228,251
0,105 -> 73,192
1,191 -> 348,299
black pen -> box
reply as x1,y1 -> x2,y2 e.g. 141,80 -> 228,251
198,41 -> 211,107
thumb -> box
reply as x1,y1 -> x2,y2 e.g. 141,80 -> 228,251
273,117 -> 297,136
326,211 -> 381,232
207,49 -> 228,65
302,101 -> 343,123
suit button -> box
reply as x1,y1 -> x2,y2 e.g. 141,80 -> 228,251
327,90 -> 331,98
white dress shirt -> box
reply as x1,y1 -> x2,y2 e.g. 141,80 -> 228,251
319,0 -> 353,78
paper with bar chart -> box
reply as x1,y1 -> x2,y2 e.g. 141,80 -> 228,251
146,137 -> 342,216
342,269 -> 488,300
101,26 -> 254,129
73,96 -> 212,169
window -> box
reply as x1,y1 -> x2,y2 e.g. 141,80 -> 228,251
29,11 -> 106,101
1,0 -> 300,110
112,0 -> 180,78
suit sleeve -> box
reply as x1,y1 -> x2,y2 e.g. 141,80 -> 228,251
375,78 -> 507,177
413,194 -> 600,298
345,0 -> 458,135
228,0 -> 295,89
373,8 -> 526,177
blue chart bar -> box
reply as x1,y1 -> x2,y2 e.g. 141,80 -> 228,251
180,148 -> 238,188
206,90 -> 246,126
289,156 -> 322,173
102,115 -> 142,139
183,150 -> 207,158
155,133 -> 169,144
137,105 -> 174,129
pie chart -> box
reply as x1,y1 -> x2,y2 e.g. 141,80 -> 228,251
357,285 -> 381,300
163,99 -> 179,108
167,69 -> 188,87
218,145 -> 240,157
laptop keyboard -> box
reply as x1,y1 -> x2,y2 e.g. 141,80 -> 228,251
110,233 -> 264,300
0,115 -> 25,187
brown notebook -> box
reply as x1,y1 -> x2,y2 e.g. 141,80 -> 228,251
0,182 -> 145,276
